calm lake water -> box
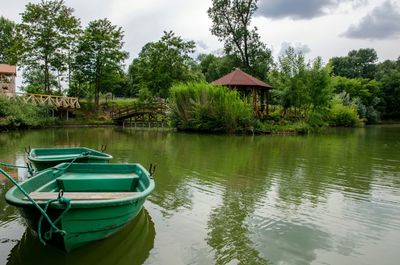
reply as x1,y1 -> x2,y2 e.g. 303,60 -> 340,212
0,127 -> 400,265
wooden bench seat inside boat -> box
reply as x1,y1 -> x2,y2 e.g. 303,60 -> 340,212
27,192 -> 139,200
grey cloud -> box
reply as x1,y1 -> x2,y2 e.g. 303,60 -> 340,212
257,0 -> 367,20
279,42 -> 311,56
342,1 -> 400,39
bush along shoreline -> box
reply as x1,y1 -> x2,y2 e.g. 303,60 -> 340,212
168,82 -> 365,134
0,95 -> 55,131
1,84 -> 366,134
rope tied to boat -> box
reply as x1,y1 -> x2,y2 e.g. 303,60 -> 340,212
48,151 -> 91,174
0,168 -> 69,246
0,161 -> 35,177
38,189 -> 71,244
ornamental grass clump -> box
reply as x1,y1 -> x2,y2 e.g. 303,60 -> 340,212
169,82 -> 253,132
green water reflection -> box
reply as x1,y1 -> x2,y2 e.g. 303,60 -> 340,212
0,126 -> 400,265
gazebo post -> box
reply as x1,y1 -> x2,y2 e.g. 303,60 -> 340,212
266,90 -> 269,116
252,87 -> 257,116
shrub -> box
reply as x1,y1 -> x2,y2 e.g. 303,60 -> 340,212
328,97 -> 363,127
306,110 -> 328,127
169,82 -> 253,132
0,95 -> 54,129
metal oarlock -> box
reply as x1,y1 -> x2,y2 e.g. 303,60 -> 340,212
149,163 -> 157,177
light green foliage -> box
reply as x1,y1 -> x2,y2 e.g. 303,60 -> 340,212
21,68 -> 58,94
138,87 -> 153,103
328,96 -> 363,127
17,0 -> 80,93
269,48 -> 334,127
0,95 -> 53,129
208,0 -> 272,79
128,31 -> 198,98
0,16 -> 16,64
331,76 -> 381,123
305,57 -> 332,111
74,18 -> 129,108
330,48 -> 378,79
169,82 -> 253,132
270,47 -> 308,111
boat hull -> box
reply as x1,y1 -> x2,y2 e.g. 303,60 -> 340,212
28,147 -> 113,171
19,197 -> 146,252
30,157 -> 110,172
5,162 -> 155,252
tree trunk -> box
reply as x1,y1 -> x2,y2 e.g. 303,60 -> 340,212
44,57 -> 49,94
95,74 -> 100,112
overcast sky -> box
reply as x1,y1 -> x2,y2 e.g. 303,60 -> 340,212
1,0 -> 400,66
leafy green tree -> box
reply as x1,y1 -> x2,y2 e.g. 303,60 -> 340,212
331,76 -> 381,123
0,16 -> 16,64
198,53 -> 239,82
330,48 -> 378,79
17,0 -> 80,94
305,57 -> 332,113
208,0 -> 272,79
268,47 -> 307,114
129,31 -> 198,98
74,18 -> 128,108
379,69 -> 400,116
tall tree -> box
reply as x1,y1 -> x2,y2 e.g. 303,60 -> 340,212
128,31 -> 198,98
74,18 -> 128,108
17,0 -> 80,93
0,16 -> 16,64
268,47 -> 307,114
198,54 -> 237,82
207,0 -> 272,79
305,57 -> 332,113
330,48 -> 378,79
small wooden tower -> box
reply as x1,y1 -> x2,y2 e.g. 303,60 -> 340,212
212,68 -> 273,117
0,64 -> 17,95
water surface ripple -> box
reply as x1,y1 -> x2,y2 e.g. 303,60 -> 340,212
0,126 -> 399,265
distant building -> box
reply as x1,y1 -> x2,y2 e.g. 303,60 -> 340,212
0,64 -> 17,95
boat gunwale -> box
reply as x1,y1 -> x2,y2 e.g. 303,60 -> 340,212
5,163 -> 155,209
27,147 -> 113,162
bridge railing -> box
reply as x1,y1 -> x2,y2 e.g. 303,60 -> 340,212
111,103 -> 167,120
12,93 -> 80,109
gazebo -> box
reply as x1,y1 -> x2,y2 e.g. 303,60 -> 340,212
212,68 -> 272,117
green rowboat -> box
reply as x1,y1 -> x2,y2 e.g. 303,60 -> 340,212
5,162 -> 155,252
28,147 -> 113,171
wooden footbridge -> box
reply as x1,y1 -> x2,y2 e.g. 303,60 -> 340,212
9,93 -> 80,109
111,103 -> 168,127
22,93 -> 80,109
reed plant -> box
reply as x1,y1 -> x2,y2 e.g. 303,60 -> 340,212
169,82 -> 253,132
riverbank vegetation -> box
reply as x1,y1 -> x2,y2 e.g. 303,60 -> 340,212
0,96 -> 54,130
1,0 -> 399,133
169,83 -> 253,133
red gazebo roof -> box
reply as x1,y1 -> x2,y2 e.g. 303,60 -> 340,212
212,68 -> 272,89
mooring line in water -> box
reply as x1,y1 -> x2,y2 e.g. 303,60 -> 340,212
0,167 -> 69,245
0,161 -> 35,177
